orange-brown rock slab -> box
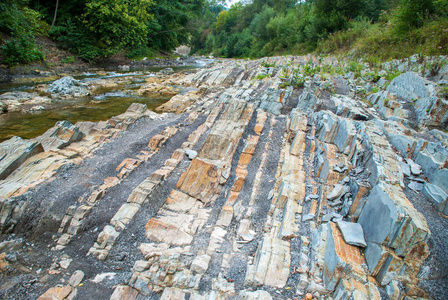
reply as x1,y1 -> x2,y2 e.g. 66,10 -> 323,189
148,134 -> 166,151
38,285 -> 72,300
176,158 -> 221,204
110,285 -> 139,300
145,218 -> 193,246
323,222 -> 366,291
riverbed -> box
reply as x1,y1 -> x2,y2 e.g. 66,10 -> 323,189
0,64 -> 204,142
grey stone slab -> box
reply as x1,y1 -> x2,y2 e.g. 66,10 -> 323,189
322,214 -> 333,223
302,214 -> 315,222
336,220 -> 367,248
415,143 -> 448,178
35,120 -> 84,151
364,242 -> 387,274
408,180 -> 424,192
400,161 -> 411,177
423,182 -> 448,213
386,72 -> 427,101
357,185 -> 398,246
327,184 -> 350,201
334,118 -> 357,155
0,136 -> 44,180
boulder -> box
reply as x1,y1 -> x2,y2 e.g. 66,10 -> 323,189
296,91 -> 320,113
429,167 -> 448,194
334,118 -> 357,156
0,136 -> 44,180
387,72 -> 428,101
35,121 -> 84,151
110,285 -> 138,300
46,76 -> 89,96
315,111 -> 338,143
190,254 -> 211,274
327,184 -> 350,201
185,149 -> 197,160
68,270 -> 85,287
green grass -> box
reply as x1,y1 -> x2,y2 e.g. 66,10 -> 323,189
441,86 -> 448,98
61,56 -> 75,64
315,17 -> 448,63
385,70 -> 402,81
255,73 -> 270,80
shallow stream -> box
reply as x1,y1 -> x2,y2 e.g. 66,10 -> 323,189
0,64 -> 202,142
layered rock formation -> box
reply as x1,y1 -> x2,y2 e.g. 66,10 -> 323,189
0,55 -> 447,300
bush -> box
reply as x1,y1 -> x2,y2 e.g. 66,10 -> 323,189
395,0 -> 435,33
2,31 -> 44,65
0,1 -> 47,65
61,56 -> 75,64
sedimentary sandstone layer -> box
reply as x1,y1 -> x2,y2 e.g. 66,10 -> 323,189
0,55 -> 447,300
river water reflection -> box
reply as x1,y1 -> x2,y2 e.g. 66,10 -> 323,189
0,65 -> 202,142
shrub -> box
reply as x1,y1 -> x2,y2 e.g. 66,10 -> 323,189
395,0 -> 435,33
2,31 -> 44,65
61,56 -> 75,64
0,1 -> 46,65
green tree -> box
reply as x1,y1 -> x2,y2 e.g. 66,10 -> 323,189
0,0 -> 46,65
83,0 -> 153,51
147,0 -> 203,52
395,0 -> 435,32
216,10 -> 229,31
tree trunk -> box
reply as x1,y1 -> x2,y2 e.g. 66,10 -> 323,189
51,0 -> 59,29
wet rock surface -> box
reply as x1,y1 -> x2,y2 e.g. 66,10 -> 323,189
0,55 -> 447,300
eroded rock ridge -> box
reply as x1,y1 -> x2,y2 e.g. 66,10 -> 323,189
0,55 -> 447,300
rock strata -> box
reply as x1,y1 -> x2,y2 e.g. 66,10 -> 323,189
0,55 -> 447,300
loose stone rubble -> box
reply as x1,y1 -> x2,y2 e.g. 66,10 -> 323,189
0,54 -> 447,300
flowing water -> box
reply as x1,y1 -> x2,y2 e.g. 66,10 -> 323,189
0,64 -> 203,142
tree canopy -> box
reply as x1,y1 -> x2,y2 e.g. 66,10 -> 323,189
1,0 -> 447,64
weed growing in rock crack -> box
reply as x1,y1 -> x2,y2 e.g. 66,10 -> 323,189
386,70 -> 402,81
364,71 -> 381,83
424,58 -> 448,77
260,60 -> 276,68
371,87 -> 379,93
322,64 -> 333,74
302,62 -> 321,77
441,86 -> 448,99
279,71 -> 305,89
255,73 -> 270,80
347,61 -> 363,78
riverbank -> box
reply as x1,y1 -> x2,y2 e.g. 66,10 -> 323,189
0,59 -> 213,142
0,35 -> 210,85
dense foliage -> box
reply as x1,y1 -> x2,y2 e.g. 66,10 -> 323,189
1,0 -> 447,65
0,0 -> 204,64
191,0 -> 448,59
0,0 -> 46,65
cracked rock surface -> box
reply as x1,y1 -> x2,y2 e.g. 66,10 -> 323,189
0,55 -> 447,300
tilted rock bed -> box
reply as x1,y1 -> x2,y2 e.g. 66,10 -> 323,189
0,55 -> 447,300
